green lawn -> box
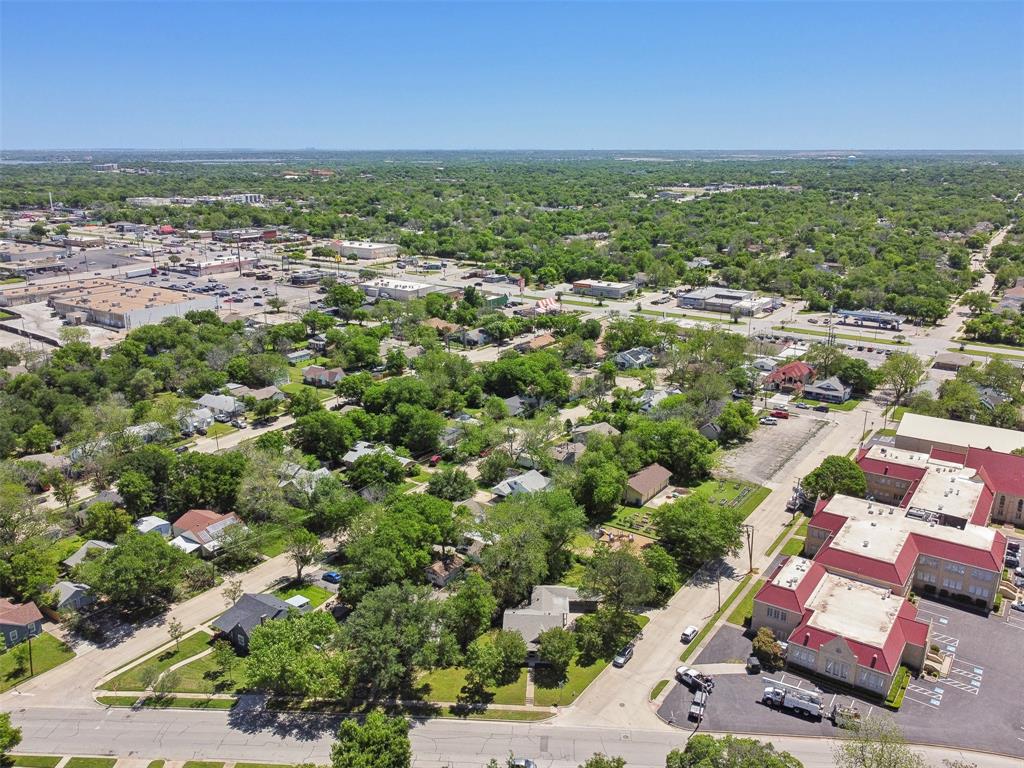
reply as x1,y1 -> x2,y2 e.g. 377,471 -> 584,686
534,658 -> 609,707
147,762 -> 166,768
273,583 -> 332,608
439,708 -> 552,721
103,631 -> 212,692
254,523 -> 290,557
874,428 -> 898,438
8,757 -> 61,768
780,537 -> 805,556
65,758 -> 117,768
96,694 -> 236,710
0,633 -> 75,692
884,405 -> 909,422
680,574 -> 754,662
726,578 -> 765,627
947,345 -> 1024,362
650,679 -> 669,700
771,325 -> 906,346
166,652 -> 247,694
418,667 -> 528,705
235,763 -> 292,768
791,397 -> 862,412
182,761 -> 225,768
609,478 -> 769,537
205,422 -> 236,439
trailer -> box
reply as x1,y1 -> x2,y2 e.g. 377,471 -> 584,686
762,680 -> 823,720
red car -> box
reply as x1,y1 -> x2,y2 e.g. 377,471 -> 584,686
429,455 -> 442,467
770,410 -> 790,419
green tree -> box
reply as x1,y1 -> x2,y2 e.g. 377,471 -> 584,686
0,711 -> 22,757
82,501 -> 134,542
581,545 -> 656,615
537,625 -> 576,681
20,423 -> 55,454
426,467 -> 475,501
247,611 -> 347,697
443,572 -> 497,650
960,290 -> 991,315
4,543 -> 59,603
167,617 -> 185,652
478,450 -> 514,486
878,352 -> 925,405
348,451 -> 406,492
832,716 -> 926,768
653,496 -> 743,569
331,709 -> 410,768
211,638 -> 237,682
287,527 -> 325,582
287,386 -> 323,417
667,735 -> 803,768
117,469 -> 155,518
579,757 -> 625,768
802,455 -> 866,499
77,531 -> 189,613
752,627 -> 784,669
715,400 -> 758,444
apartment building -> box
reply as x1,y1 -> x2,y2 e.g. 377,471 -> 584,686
752,557 -> 930,696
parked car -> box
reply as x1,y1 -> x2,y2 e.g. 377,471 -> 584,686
813,405 -> 830,413
675,666 -> 700,688
612,643 -> 634,668
680,625 -> 699,644
770,410 -> 789,419
760,417 -> 778,426
795,403 -> 809,409
214,413 -> 231,423
322,571 -> 342,584
511,760 -> 537,768
1010,601 -> 1024,613
173,445 -> 189,454
688,689 -> 708,722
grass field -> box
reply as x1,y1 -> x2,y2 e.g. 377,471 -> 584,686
609,479 -> 769,537
103,631 -> 212,692
182,761 -> 225,768
8,757 -> 61,768
726,578 -> 765,627
418,667 -> 528,705
273,583 -> 333,608
96,694 -> 236,710
650,679 -> 669,700
65,758 -> 117,768
0,633 -> 75,692
533,658 -> 609,707
791,397 -> 862,412
771,325 -> 906,346
947,345 -> 1024,362
166,652 -> 246,694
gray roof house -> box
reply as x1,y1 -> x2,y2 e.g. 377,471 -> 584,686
975,385 -> 1011,411
279,462 -> 331,495
212,593 -> 309,651
503,395 -> 530,418
614,347 -> 654,370
196,394 -> 245,416
50,581 -> 95,612
491,469 -> 551,499
639,387 -> 681,413
571,422 -> 621,442
135,515 -> 171,536
180,406 -> 214,432
62,539 -> 115,569
803,376 -> 853,404
502,585 -> 599,653
341,441 -> 414,469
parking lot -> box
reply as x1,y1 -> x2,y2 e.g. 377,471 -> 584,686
718,412 -> 832,484
660,598 -> 1024,757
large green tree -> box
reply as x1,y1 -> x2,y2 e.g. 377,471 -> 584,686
802,455 -> 867,499
331,709 -> 410,768
667,735 -> 803,768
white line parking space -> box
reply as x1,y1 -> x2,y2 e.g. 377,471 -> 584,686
1005,610 -> 1024,632
931,632 -> 960,654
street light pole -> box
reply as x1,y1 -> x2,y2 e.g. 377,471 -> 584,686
741,523 -> 755,574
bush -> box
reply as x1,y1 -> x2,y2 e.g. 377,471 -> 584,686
751,627 -> 784,670
993,594 -> 1003,612
884,666 -> 910,709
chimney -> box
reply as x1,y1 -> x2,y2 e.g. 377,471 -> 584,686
260,613 -> 267,625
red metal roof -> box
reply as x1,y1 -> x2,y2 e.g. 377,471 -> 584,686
812,537 -> 919,590
857,456 -> 928,484
764,361 -> 814,386
753,557 -> 827,614
965,446 -> 1024,498
173,508 -> 237,536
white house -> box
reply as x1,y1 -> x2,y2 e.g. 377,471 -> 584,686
491,469 -> 551,499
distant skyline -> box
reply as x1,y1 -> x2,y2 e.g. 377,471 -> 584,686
2,1 -> 1022,150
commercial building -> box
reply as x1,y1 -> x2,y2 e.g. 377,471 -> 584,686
42,278 -> 216,329
803,375 -> 853,404
895,412 -> 1024,456
212,228 -> 275,243
330,240 -> 400,260
572,279 -> 635,300
678,287 -> 773,315
183,256 -> 260,276
359,277 -> 435,301
836,309 -> 905,330
752,557 -> 929,696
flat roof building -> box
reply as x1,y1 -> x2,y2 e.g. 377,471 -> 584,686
752,557 -> 929,696
359,277 -> 435,301
895,412 -> 1024,456
836,309 -> 906,330
678,287 -> 772,316
6,277 -> 217,329
572,279 -> 635,300
184,256 -> 260,276
331,240 -> 400,260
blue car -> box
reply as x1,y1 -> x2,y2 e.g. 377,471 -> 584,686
321,571 -> 342,584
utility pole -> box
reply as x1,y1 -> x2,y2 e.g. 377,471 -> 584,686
27,633 -> 35,677
741,523 -> 755,574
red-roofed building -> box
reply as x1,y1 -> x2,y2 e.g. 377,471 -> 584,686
964,447 -> 1024,526
763,361 -> 815,394
0,598 -> 43,649
170,509 -> 243,557
753,557 -> 930,696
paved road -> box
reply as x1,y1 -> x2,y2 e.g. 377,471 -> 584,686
8,706 -> 1019,768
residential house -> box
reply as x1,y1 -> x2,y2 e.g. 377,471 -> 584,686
974,385 -> 1011,412
491,469 -> 551,499
440,425 -> 464,449
502,585 -> 599,654
49,581 -> 95,612
549,442 -> 587,467
571,422 -> 621,442
278,462 -> 331,495
195,394 -> 245,418
503,395 -> 532,418
235,385 -> 285,402
285,349 -> 314,364
424,317 -> 459,336
514,333 -> 557,353
623,463 -> 672,506
764,361 -> 815,394
424,554 -> 466,588
180,406 -> 214,433
698,422 -> 723,442
62,539 -> 115,569
462,329 -> 489,347
614,346 -> 654,370
212,593 -> 308,651
302,365 -> 345,387
931,352 -> 976,372
135,515 -> 171,536
170,509 -> 243,556
341,441 -> 414,469
308,334 -> 329,353
0,598 -> 43,648
639,387 -> 681,413
752,357 -> 778,372
803,376 -> 853,404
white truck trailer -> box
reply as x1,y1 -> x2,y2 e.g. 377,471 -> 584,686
762,681 -> 823,719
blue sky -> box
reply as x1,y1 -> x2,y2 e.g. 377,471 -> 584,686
2,1 -> 1022,149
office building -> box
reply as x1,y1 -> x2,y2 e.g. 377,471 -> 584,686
331,240 -> 400,260
359,277 -> 435,301
677,287 -> 773,315
572,279 -> 635,300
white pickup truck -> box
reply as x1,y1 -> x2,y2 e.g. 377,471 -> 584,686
762,685 -> 823,719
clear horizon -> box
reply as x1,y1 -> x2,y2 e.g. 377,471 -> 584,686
2,1 -> 1023,151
